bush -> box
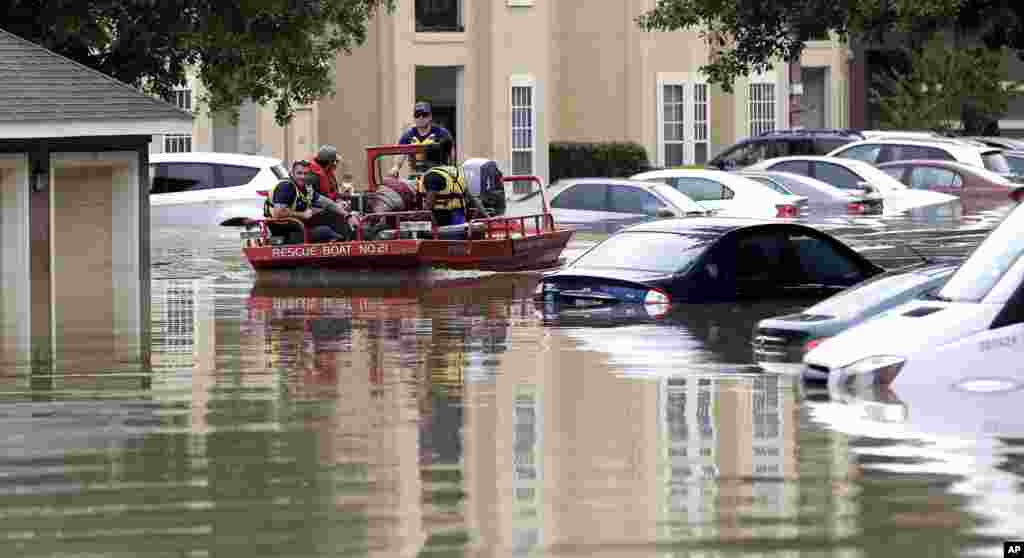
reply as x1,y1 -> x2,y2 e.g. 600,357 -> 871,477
549,141 -> 652,182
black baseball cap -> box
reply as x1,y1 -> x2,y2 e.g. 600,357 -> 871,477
414,102 -> 432,115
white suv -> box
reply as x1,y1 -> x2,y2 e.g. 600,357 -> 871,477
827,138 -> 1012,174
149,152 -> 289,226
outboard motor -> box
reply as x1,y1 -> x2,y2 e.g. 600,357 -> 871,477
462,158 -> 506,216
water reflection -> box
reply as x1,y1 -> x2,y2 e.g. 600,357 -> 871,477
4,200 -> 1023,557
809,381 -> 1024,557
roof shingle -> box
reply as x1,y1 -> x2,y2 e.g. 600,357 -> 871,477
0,28 -> 193,124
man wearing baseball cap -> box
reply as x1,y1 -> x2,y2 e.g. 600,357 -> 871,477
390,101 -> 455,177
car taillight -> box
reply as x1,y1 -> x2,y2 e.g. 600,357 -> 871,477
644,288 -> 670,305
776,204 -> 798,218
1011,189 -> 1024,204
257,190 -> 269,197
847,202 -> 865,214
804,337 -> 830,353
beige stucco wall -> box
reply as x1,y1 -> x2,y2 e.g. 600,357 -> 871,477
50,153 -> 142,370
299,0 -> 850,178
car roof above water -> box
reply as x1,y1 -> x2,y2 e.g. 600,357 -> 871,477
619,216 -> 794,236
150,151 -> 285,168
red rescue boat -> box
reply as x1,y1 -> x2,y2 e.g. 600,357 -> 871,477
236,144 -> 575,272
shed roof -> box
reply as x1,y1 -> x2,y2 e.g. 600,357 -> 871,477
0,28 -> 193,138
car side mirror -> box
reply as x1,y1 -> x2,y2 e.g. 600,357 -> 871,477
656,208 -> 676,218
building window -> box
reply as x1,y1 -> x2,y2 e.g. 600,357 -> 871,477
693,83 -> 709,165
416,0 -> 462,32
657,75 -> 712,167
663,84 -> 685,167
511,81 -> 535,178
172,88 -> 192,112
164,134 -> 192,153
749,83 -> 776,136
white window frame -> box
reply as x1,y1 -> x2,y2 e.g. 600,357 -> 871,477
510,75 -> 536,177
164,134 -> 192,153
172,88 -> 192,112
656,73 -> 712,167
748,71 -> 778,137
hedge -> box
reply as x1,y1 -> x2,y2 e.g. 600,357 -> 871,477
549,141 -> 652,182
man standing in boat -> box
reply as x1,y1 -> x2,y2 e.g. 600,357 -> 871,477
389,101 -> 454,178
264,160 -> 356,244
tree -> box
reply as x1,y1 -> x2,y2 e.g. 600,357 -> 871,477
872,36 -> 1022,133
636,0 -> 1024,92
4,0 -> 395,125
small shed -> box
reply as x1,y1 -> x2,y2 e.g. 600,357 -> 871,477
0,28 -> 193,370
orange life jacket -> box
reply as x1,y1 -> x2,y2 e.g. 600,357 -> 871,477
308,160 -> 339,201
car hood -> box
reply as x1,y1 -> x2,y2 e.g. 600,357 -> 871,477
547,267 -> 674,285
804,300 -> 1002,370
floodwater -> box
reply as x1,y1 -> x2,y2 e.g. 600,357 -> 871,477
2,200 -> 1023,557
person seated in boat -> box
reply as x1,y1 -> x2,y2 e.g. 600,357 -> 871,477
418,153 -> 491,228
264,160 -> 357,244
308,144 -> 342,201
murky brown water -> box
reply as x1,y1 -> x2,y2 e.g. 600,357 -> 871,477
2,202 -> 1022,557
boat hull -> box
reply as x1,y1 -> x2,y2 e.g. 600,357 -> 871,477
242,229 -> 574,272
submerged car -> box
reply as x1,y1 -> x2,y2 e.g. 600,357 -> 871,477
534,218 -> 884,313
804,202 -> 1024,389
877,159 -> 1017,214
629,169 -> 808,218
746,156 -> 957,214
737,170 -> 884,216
754,260 -> 960,378
150,152 -> 289,226
513,178 -> 711,232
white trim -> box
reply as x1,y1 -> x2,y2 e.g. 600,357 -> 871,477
1000,119 -> 1024,129
656,72 -> 712,167
510,75 -> 536,176
507,0 -> 534,5
0,154 -> 31,360
0,118 -> 193,139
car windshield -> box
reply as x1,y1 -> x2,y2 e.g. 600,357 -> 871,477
806,267 -> 948,319
982,151 -> 1012,174
939,205 -> 1024,302
649,184 -> 709,214
571,232 -> 711,274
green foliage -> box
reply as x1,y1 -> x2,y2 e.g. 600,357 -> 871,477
4,0 -> 395,126
873,36 -> 1022,133
636,0 -> 1023,92
549,142 -> 652,182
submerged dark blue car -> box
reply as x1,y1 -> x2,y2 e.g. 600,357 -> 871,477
535,218 -> 884,312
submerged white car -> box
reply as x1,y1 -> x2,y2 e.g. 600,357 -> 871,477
746,156 -> 957,214
630,169 -> 807,218
149,152 -> 289,226
804,202 -> 1024,390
